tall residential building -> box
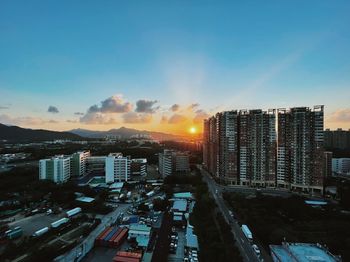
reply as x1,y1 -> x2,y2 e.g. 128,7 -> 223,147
238,109 -> 276,187
39,155 -> 71,184
217,111 -> 239,185
105,153 -> 131,183
203,105 -> 324,193
70,151 -> 90,177
277,106 -> 324,193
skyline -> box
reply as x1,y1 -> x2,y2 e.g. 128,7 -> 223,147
1,1 -> 350,135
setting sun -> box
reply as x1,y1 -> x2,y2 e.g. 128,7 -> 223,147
189,127 -> 197,134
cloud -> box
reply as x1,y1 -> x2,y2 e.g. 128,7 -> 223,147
80,112 -> 117,125
66,119 -> 78,123
328,109 -> 350,122
135,100 -> 159,113
48,106 -> 59,113
0,114 -> 55,126
123,112 -> 152,124
170,104 -> 180,112
48,119 -> 58,123
74,112 -> 84,116
0,106 -> 9,109
160,115 -> 168,124
88,95 -> 132,113
168,114 -> 188,124
193,109 -> 210,124
188,103 -> 199,111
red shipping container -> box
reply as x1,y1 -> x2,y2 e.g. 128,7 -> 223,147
109,227 -> 123,247
112,228 -> 128,248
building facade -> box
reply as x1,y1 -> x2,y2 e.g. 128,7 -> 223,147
39,155 -> 71,183
158,150 -> 190,177
332,158 -> 350,175
70,151 -> 90,177
131,158 -> 147,176
105,153 -> 131,183
203,105 -> 325,193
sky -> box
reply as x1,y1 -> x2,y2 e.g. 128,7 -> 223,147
0,1 -> 350,135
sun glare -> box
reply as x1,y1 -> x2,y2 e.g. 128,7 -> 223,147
189,127 -> 197,134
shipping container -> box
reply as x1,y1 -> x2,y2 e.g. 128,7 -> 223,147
51,217 -> 69,228
241,224 -> 252,240
102,227 -> 119,244
117,251 -> 142,259
7,227 -> 23,240
66,207 -> 82,217
95,227 -> 113,245
32,227 -> 49,237
113,257 -> 140,262
109,228 -> 123,247
112,228 -> 128,248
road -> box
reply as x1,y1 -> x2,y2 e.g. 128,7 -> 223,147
199,165 -> 266,262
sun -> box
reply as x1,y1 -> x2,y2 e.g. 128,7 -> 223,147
189,126 -> 197,134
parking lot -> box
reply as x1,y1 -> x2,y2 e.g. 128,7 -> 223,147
8,212 -> 65,236
168,229 -> 185,262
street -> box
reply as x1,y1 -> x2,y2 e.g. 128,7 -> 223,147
198,165 -> 269,262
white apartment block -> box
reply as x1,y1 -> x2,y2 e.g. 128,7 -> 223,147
105,153 -> 131,183
39,155 -> 71,184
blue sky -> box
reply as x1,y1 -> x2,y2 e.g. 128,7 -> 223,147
0,1 -> 350,133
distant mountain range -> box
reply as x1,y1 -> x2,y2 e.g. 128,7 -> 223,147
69,127 -> 186,141
0,123 -> 187,142
0,123 -> 82,142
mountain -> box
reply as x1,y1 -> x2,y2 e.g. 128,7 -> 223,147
69,127 -> 186,141
0,123 -> 82,142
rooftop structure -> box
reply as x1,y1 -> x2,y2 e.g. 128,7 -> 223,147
186,224 -> 199,250
172,199 -> 187,212
76,196 -> 95,203
270,242 -> 341,262
173,192 -> 194,200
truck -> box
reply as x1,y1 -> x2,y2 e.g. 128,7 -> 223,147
66,207 -> 82,218
241,224 -> 252,241
146,190 -> 154,197
6,227 -> 23,240
32,227 -> 49,237
51,217 -> 69,228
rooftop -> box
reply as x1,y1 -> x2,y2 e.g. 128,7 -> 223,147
270,242 -> 341,262
186,224 -> 199,249
76,196 -> 95,203
173,192 -> 194,199
305,200 -> 328,206
172,199 -> 187,212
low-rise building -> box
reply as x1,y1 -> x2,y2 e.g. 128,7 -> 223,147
332,158 -> 350,175
128,223 -> 151,248
270,242 -> 341,262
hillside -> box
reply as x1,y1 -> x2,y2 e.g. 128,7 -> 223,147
0,123 -> 82,142
69,126 -> 186,141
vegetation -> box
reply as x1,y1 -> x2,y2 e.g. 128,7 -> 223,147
223,192 -> 350,261
189,171 -> 242,262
